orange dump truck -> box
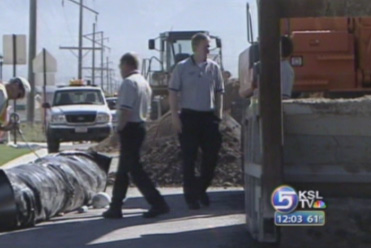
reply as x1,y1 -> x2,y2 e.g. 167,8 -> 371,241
282,17 -> 371,96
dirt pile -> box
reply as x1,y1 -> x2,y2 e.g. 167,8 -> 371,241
92,113 -> 243,187
142,113 -> 242,187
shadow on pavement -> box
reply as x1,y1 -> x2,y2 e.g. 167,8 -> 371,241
88,224 -> 257,248
0,190 -> 265,248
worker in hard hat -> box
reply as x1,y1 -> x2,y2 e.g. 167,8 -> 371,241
0,77 -> 31,132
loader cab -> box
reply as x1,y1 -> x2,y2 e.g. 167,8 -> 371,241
144,31 -> 223,95
143,31 -> 223,120
148,31 -> 222,72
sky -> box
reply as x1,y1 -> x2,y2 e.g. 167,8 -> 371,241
0,0 -> 258,87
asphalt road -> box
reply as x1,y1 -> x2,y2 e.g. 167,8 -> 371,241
1,141 -> 262,248
0,187 -> 258,248
5,142 -> 363,248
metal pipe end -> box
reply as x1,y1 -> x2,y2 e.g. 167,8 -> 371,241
0,170 -> 17,232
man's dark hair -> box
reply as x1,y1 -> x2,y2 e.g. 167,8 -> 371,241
281,36 -> 294,58
120,53 -> 139,69
191,33 -> 209,51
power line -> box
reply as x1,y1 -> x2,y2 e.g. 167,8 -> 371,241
61,2 -> 77,40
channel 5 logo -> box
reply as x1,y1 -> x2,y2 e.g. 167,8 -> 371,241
271,185 -> 326,213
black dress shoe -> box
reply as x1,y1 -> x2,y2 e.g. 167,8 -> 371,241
199,192 -> 210,207
102,207 -> 123,219
143,204 -> 170,218
187,201 -> 201,210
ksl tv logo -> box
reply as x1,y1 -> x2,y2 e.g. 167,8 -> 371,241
271,185 -> 327,213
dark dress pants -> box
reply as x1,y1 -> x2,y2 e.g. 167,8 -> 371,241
179,109 -> 222,204
111,122 -> 166,208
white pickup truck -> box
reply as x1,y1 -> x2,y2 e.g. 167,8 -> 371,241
44,85 -> 112,153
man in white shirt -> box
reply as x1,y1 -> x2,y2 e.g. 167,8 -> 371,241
103,53 -> 169,219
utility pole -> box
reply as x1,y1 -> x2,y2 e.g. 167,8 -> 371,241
78,0 -> 83,79
83,32 -> 110,87
109,69 -> 113,95
106,56 -> 109,94
90,33 -> 109,91
61,0 -> 98,79
92,23 -> 96,85
82,65 -> 113,94
101,33 -> 105,91
0,55 -> 3,80
12,35 -> 17,144
27,0 -> 37,123
81,31 -> 110,90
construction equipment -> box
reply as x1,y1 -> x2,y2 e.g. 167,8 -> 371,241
281,17 -> 371,97
142,31 -> 224,119
241,0 -> 371,244
240,11 -> 371,98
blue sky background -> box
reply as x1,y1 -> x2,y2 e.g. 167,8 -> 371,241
0,0 -> 258,86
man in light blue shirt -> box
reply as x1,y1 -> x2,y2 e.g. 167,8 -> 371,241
169,33 -> 224,210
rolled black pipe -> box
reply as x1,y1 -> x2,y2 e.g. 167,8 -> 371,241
0,151 -> 111,231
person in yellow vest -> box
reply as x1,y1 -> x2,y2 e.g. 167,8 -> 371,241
0,77 -> 31,133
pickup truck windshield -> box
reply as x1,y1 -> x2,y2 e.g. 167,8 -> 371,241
53,90 -> 105,106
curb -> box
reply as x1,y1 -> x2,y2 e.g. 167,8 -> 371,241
2,148 -> 48,169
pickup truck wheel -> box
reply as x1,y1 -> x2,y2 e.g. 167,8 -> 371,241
47,136 -> 60,153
